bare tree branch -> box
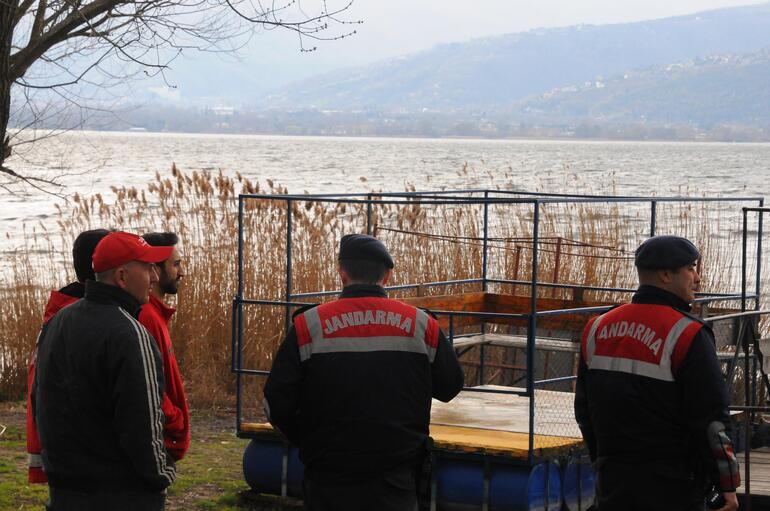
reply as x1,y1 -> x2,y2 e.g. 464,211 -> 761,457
0,0 -> 361,191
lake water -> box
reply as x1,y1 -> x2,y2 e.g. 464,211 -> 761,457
3,131 -> 770,253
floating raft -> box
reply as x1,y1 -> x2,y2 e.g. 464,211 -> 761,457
240,386 -> 593,510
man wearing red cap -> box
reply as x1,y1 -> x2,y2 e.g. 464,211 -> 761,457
33,231 -> 176,511
139,232 -> 190,462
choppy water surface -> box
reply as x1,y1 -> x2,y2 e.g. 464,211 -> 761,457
3,131 -> 770,252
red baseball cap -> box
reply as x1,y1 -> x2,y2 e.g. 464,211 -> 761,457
92,231 -> 174,273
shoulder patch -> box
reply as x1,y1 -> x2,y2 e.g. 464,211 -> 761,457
292,303 -> 319,319
418,306 -> 439,320
680,308 -> 708,326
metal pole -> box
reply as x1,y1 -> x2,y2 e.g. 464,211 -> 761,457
650,201 -> 657,237
552,237 -> 562,298
577,459 -> 583,511
483,191 -> 489,292
756,199 -> 764,311
743,209 -> 749,313
479,192 -> 490,385
285,199 -> 294,332
528,200 -> 540,464
367,193 -> 373,235
744,320 -> 752,510
281,445 -> 289,497
236,196 -> 245,432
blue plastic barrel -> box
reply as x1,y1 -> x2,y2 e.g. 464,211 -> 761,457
437,458 -> 562,510
243,439 -> 304,497
561,455 -> 595,511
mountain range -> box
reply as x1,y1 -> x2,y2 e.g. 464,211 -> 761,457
100,3 -> 770,139
221,2 -> 770,135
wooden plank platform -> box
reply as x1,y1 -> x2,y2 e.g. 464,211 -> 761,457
400,292 -> 613,332
429,424 -> 577,459
241,385 -> 584,460
738,448 -> 770,497
430,385 -> 582,440
452,332 -> 578,353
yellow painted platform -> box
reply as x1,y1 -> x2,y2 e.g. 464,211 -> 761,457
430,424 -> 579,458
241,386 -> 585,460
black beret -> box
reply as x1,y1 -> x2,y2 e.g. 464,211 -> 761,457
634,235 -> 700,270
338,234 -> 394,269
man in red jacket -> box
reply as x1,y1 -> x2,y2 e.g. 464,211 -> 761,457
138,231 -> 190,461
27,228 -> 110,483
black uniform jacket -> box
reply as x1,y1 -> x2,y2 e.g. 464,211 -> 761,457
33,280 -> 176,493
264,284 -> 465,484
575,285 -> 740,492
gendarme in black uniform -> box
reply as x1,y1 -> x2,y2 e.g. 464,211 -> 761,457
264,234 -> 464,511
575,236 -> 740,511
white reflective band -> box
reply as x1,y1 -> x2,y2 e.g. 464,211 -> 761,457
28,453 -> 43,468
588,355 -> 676,382
413,309 -> 436,362
304,308 -> 324,341
585,313 -> 604,363
308,335 -> 429,356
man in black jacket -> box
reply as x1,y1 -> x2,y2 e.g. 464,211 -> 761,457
575,235 -> 740,511
264,234 -> 465,511
33,231 -> 176,511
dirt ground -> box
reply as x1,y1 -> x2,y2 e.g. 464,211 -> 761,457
0,401 -> 278,511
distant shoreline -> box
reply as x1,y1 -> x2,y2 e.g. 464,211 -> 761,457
10,127 -> 770,145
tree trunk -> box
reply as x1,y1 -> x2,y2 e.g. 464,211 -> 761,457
0,1 -> 16,169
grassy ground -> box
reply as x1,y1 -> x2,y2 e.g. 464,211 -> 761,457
0,402 -> 281,511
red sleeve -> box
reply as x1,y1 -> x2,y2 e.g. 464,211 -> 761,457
27,350 -> 48,483
580,315 -> 599,361
138,307 -> 189,461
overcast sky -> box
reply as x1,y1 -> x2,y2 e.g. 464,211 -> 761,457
166,0 -> 770,99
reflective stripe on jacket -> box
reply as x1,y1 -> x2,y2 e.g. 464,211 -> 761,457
582,303 -> 703,381
294,297 -> 440,363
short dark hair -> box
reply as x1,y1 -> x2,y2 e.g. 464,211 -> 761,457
339,258 -> 388,285
142,231 -> 179,248
73,229 -> 111,282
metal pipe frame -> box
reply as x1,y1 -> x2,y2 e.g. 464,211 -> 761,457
527,201 -> 540,464
285,199 -> 294,333
240,191 -> 762,204
234,190 -> 764,466
235,196 -> 245,432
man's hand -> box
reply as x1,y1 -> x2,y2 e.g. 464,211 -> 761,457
715,491 -> 738,511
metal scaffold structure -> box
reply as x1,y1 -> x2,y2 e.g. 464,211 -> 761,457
232,189 -> 770,510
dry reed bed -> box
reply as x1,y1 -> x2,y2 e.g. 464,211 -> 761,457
0,166 -> 765,410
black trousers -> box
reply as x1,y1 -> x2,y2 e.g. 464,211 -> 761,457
596,460 -> 707,511
303,465 -> 418,511
46,487 -> 166,511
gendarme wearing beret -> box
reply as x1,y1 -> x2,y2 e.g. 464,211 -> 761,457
338,234 -> 394,269
634,235 -> 700,270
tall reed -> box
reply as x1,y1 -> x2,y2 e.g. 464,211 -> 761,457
0,166 -> 763,410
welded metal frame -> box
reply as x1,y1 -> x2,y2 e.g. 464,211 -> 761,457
233,190 -> 764,469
